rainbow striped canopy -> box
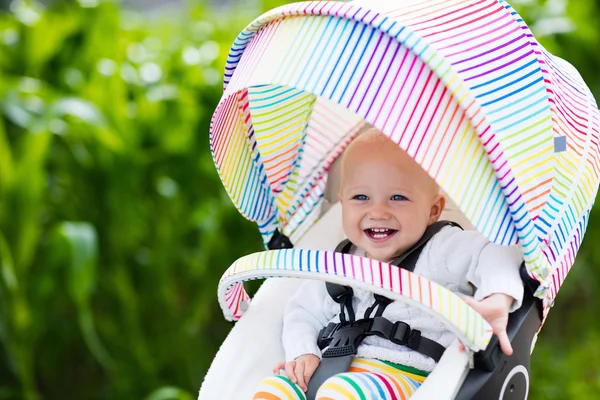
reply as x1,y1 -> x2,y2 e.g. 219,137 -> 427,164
210,0 -> 600,319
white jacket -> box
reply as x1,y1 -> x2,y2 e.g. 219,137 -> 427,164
282,226 -> 524,372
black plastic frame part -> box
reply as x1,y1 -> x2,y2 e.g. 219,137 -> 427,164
455,263 -> 542,400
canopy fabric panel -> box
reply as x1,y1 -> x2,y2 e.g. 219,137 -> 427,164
210,0 -> 600,312
216,8 -> 516,246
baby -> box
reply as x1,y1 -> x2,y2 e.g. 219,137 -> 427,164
253,129 -> 524,400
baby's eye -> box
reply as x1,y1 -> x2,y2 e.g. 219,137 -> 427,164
391,194 -> 407,201
352,194 -> 369,201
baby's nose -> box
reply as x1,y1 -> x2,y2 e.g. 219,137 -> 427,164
369,206 -> 391,220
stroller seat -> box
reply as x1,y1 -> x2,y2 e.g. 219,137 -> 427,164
200,199 -> 541,400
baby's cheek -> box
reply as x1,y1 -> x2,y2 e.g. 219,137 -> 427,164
341,215 -> 354,236
344,223 -> 362,243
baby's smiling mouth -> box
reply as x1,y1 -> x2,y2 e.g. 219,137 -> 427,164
364,228 -> 398,240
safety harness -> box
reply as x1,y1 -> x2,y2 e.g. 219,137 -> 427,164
305,220 -> 462,398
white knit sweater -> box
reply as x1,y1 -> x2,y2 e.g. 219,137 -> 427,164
282,226 -> 524,372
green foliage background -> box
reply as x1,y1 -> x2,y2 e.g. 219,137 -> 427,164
0,0 -> 599,399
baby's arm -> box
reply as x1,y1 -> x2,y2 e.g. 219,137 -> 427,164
465,239 -> 524,355
462,293 -> 514,354
277,279 -> 336,390
282,279 -> 334,360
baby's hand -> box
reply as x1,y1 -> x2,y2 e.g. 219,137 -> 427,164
463,294 -> 514,355
273,354 -> 320,392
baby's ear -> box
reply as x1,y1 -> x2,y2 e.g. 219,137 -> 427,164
429,194 -> 445,223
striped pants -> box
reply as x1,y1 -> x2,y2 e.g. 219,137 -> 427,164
253,358 -> 427,400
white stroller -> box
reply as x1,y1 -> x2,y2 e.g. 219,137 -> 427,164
199,0 -> 600,398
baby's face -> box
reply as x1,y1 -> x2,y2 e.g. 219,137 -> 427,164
339,135 -> 442,263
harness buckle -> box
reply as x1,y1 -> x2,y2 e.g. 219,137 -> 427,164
318,322 -> 341,349
390,321 -> 410,345
369,318 -> 422,350
322,344 -> 357,358
320,320 -> 370,357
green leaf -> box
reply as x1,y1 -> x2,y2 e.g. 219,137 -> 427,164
9,131 -> 51,273
0,230 -> 18,294
0,118 -> 14,194
77,305 -> 114,369
145,387 -> 195,400
57,221 -> 113,368
95,127 -> 125,152
20,3 -> 81,72
58,222 -> 97,306
1,91 -> 38,130
49,98 -> 107,128
2,101 -> 34,130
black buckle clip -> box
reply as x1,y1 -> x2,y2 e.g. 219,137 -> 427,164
322,344 -> 358,358
390,321 -> 421,350
318,322 -> 341,349
390,321 -> 409,345
320,320 -> 370,356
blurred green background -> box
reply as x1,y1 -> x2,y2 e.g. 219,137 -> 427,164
0,0 -> 599,399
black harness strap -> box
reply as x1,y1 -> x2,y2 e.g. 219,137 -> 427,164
365,294 -> 393,319
391,220 -> 462,270
267,228 -> 294,250
326,284 -> 355,324
368,317 -> 445,361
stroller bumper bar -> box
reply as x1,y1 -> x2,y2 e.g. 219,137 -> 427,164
218,249 -> 494,351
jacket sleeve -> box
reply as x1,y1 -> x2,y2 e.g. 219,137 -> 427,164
282,279 -> 336,361
465,236 -> 525,312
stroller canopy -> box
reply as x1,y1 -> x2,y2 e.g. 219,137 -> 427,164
210,0 -> 600,316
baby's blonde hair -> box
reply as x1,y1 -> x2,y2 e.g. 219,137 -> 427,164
341,128 -> 441,194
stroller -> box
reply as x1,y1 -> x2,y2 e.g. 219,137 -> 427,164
199,0 -> 600,398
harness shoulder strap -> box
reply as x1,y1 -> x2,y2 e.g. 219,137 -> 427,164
333,238 -> 352,253
267,229 -> 293,250
326,283 -> 355,323
325,239 -> 355,322
391,220 -> 462,271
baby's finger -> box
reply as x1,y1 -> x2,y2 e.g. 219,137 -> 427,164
462,296 -> 490,319
285,362 -> 297,383
462,295 -> 478,309
273,361 -> 285,375
458,340 -> 465,353
496,330 -> 513,356
295,362 -> 307,391
303,360 -> 318,385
